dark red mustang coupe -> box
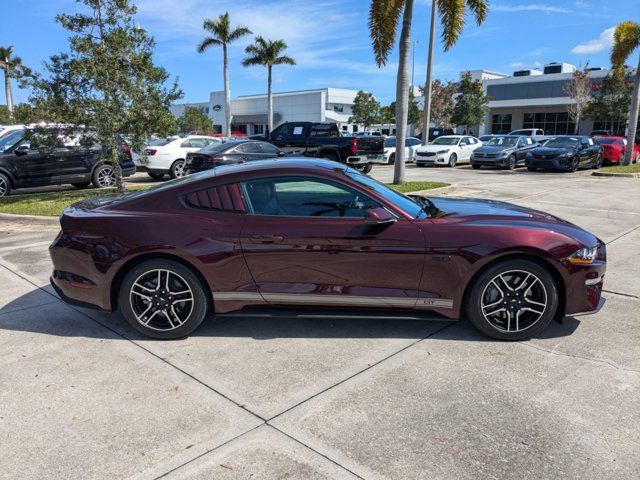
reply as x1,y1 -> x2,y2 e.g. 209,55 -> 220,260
50,159 -> 606,340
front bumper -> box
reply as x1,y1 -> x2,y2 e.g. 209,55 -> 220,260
471,156 -> 510,167
526,155 -> 571,170
414,153 -> 447,165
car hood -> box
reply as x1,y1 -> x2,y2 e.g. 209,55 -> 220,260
474,145 -> 515,154
530,146 -> 576,155
426,197 -> 600,246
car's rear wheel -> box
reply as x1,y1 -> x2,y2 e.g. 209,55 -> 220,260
119,259 -> 209,339
448,153 -> 457,167
506,154 -> 517,170
72,182 -> 91,189
465,259 -> 559,340
147,172 -> 165,180
93,164 -> 116,188
358,164 -> 373,174
0,173 -> 11,197
170,159 -> 186,179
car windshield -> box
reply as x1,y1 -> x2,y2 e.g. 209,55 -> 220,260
485,136 -> 517,147
594,137 -> 620,145
147,137 -> 172,147
510,130 -> 529,135
542,137 -> 579,148
0,130 -> 24,152
345,169 -> 424,218
431,137 -> 459,146
384,137 -> 396,147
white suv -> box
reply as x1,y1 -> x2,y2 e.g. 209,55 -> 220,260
509,129 -> 546,143
139,135 -> 222,179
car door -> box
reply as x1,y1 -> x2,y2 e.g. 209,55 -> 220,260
579,137 -> 594,166
236,142 -> 266,163
239,176 -> 426,308
458,137 -> 473,161
270,123 -> 308,155
12,139 -> 61,188
406,138 -> 420,161
516,137 -> 534,162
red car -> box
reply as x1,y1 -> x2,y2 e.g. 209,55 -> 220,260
50,159 -> 606,341
594,136 -> 640,164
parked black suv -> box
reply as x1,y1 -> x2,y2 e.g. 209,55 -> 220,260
0,128 -> 135,197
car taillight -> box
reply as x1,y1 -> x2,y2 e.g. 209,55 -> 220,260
121,146 -> 132,159
143,149 -> 156,156
350,138 -> 358,155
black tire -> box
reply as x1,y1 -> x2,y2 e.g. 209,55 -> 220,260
416,163 -> 425,167
568,156 -> 579,172
592,154 -> 603,169
527,166 -> 537,172
465,259 -> 559,341
72,182 -> 91,189
506,154 -> 516,170
147,172 -> 165,180
389,153 -> 396,165
0,173 -> 11,197
472,164 -> 481,170
358,164 -> 373,174
169,159 -> 186,179
92,164 -> 116,189
448,153 -> 457,167
118,259 -> 210,339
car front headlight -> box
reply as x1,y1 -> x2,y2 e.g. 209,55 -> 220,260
567,246 -> 599,265
437,149 -> 449,154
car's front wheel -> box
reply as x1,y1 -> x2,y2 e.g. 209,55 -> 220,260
465,259 -> 559,340
358,164 -> 373,174
592,154 -> 603,169
0,173 -> 11,197
119,259 -> 210,339
506,154 -> 517,170
448,153 -> 457,167
389,153 -> 395,165
568,156 -> 579,172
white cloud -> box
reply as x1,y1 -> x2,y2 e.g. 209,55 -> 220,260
493,4 -> 571,13
571,27 -> 615,54
510,62 -> 526,68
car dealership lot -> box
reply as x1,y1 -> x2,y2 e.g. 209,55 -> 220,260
1,166 -> 639,479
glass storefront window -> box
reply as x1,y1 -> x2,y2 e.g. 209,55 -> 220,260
491,113 -> 512,134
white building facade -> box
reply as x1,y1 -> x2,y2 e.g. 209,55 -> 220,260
170,88 -> 365,135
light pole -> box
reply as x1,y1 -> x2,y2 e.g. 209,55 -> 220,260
411,39 -> 418,90
421,0 -> 437,145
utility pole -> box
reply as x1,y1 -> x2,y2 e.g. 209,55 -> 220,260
421,0 -> 437,145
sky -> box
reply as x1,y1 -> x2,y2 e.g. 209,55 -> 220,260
2,0 -> 639,106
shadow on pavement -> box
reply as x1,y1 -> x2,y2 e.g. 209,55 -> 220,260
0,289 -> 581,342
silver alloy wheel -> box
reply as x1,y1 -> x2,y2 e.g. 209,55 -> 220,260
480,269 -> 547,333
0,177 -> 7,196
129,269 -> 194,331
173,160 -> 186,178
96,166 -> 116,187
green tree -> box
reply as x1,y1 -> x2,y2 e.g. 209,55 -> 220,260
422,79 -> 457,129
378,104 -> 395,133
390,90 -> 421,131
451,72 -> 489,134
369,0 -> 414,183
177,106 -> 212,134
421,0 -> 489,144
197,13 -> 251,136
587,73 -> 633,134
242,37 -> 296,133
611,21 -> 640,165
28,0 -> 182,192
349,91 -> 380,130
0,46 -> 29,120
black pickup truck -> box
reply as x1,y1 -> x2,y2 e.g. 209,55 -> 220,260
257,122 -> 385,173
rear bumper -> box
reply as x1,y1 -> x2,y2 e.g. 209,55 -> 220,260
346,154 -> 385,165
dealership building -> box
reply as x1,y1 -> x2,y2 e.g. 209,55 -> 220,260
471,63 -> 624,137
169,87 -> 364,135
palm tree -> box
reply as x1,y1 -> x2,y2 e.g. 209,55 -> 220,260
611,21 -> 640,166
197,13 -> 252,136
369,0 -> 414,184
421,0 -> 489,145
242,37 -> 295,133
0,45 -> 24,119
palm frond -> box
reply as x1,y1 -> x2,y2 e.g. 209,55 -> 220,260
611,21 -> 640,79
274,55 -> 296,66
228,26 -> 252,43
368,0 -> 405,67
466,0 -> 489,25
439,0 -> 466,51
197,37 -> 222,53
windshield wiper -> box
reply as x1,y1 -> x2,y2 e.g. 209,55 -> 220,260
409,194 -> 439,217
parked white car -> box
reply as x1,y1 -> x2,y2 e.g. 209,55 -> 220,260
138,135 -> 222,178
509,128 -> 546,143
414,135 -> 482,167
383,136 -> 422,164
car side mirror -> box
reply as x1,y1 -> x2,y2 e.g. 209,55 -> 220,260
277,151 -> 286,157
364,207 -> 397,226
14,145 -> 29,155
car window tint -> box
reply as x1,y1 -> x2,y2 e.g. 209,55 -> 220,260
243,177 -> 379,217
240,142 -> 262,154
259,143 -> 280,154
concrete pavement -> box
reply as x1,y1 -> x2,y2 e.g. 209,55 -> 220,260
0,164 -> 638,479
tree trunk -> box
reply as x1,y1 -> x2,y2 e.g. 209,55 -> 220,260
267,65 -> 273,133
393,0 -> 413,184
4,66 -> 13,118
421,0 -> 437,146
623,53 -> 640,165
223,44 -> 231,136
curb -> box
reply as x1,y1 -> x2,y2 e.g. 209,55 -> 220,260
592,171 -> 640,178
408,184 -> 459,196
0,213 -> 60,225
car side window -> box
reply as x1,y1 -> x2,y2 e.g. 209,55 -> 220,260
239,142 -> 262,154
242,177 -> 380,217
259,143 -> 281,154
271,124 -> 291,139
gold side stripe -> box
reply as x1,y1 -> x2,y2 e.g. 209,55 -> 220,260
213,292 -> 453,309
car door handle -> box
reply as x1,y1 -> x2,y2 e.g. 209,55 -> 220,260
249,234 -> 284,244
